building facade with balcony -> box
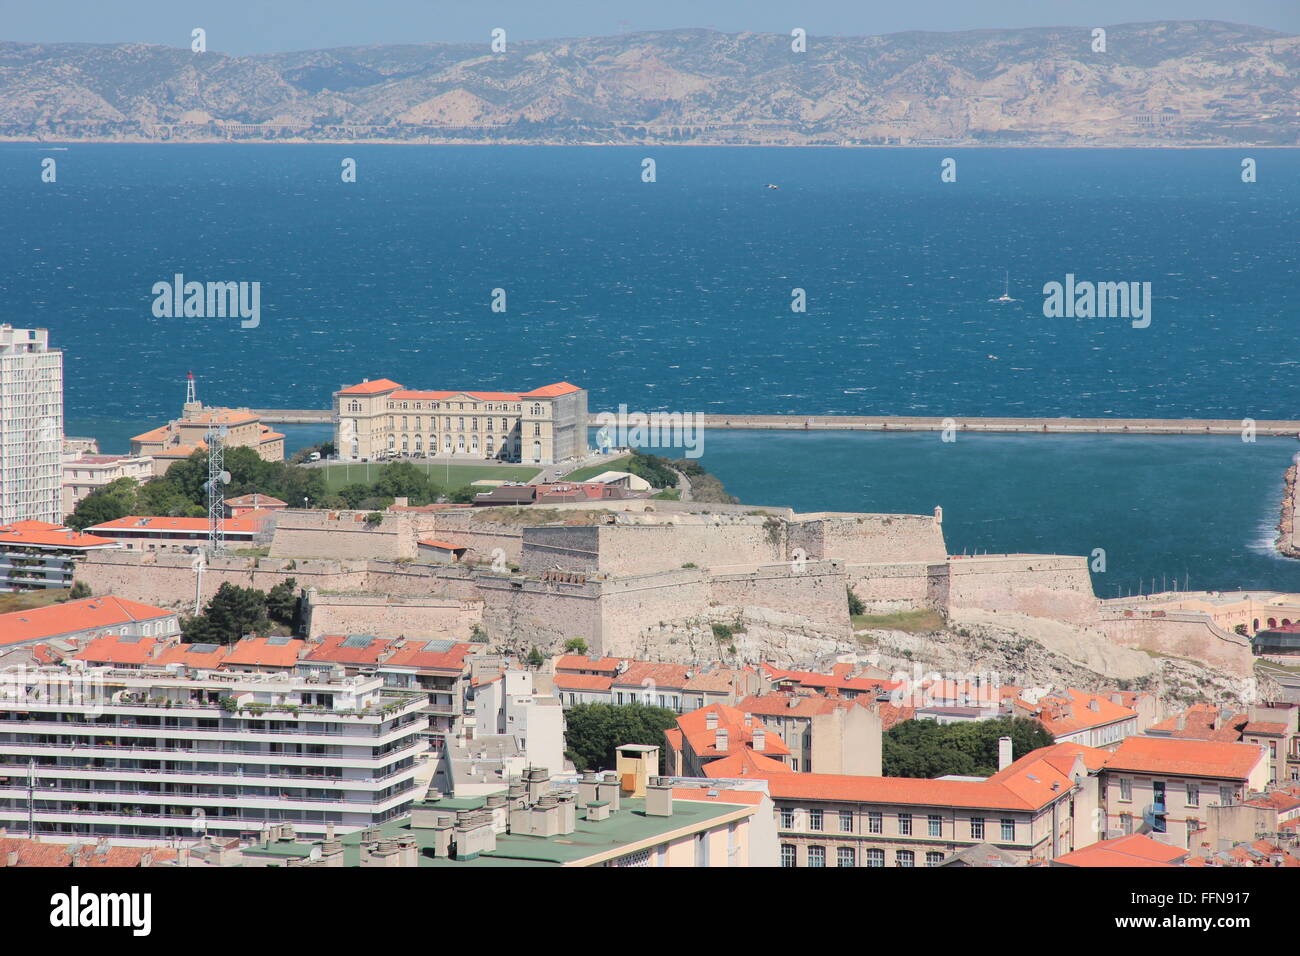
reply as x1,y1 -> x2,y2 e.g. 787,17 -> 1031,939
0,665 -> 428,844
0,520 -> 123,592
0,326 -> 63,525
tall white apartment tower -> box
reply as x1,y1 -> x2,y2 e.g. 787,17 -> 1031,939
0,325 -> 63,524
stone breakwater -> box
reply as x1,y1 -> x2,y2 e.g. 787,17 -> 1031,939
1277,464 -> 1300,559
255,408 -> 1300,436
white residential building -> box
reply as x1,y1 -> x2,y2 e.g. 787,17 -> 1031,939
0,326 -> 63,524
0,665 -> 428,844
472,670 -> 566,776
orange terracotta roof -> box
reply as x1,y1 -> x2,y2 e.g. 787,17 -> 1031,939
764,663 -> 899,695
130,424 -> 172,443
85,515 -> 260,534
1243,722 -> 1289,737
221,637 -> 306,668
73,634 -> 166,665
675,703 -> 790,759
0,524 -> 121,550
2,520 -> 61,531
224,494 -> 287,508
1148,703 -> 1249,742
760,770 -> 1062,812
1105,736 -> 1264,780
337,379 -> 404,395
1054,833 -> 1188,867
866,700 -> 917,730
382,641 -> 475,672
183,408 -> 258,426
303,634 -> 396,665
153,642 -> 231,669
702,748 -> 794,778
682,667 -> 755,693
672,786 -> 765,807
417,539 -> 466,551
553,673 -> 614,691
0,836 -> 177,868
0,596 -> 174,648
520,382 -> 582,397
1241,790 -> 1300,812
612,661 -> 692,690
740,693 -> 848,717
1025,689 -> 1137,736
554,655 -> 626,674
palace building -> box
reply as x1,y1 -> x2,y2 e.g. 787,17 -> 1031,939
333,379 -> 588,466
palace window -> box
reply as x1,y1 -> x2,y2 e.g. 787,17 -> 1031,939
806,846 -> 825,868
896,850 -> 914,868
898,813 -> 912,836
865,849 -> 884,867
780,844 -> 796,868
837,847 -> 856,867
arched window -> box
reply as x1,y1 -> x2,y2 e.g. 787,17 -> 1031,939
457,435 -> 465,452
414,435 -> 422,452
387,436 -> 395,450
532,440 -> 542,461
401,435 -> 408,452
347,401 -> 361,413
533,422 -> 541,436
444,436 -> 452,452
471,435 -> 479,452
531,403 -> 543,416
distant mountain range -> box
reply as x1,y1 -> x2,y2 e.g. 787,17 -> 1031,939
1,20 -> 1297,145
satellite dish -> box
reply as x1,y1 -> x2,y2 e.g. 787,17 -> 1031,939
220,471 -> 231,484
309,846 -> 322,861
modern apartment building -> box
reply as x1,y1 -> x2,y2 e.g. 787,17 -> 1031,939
0,520 -> 122,592
0,662 -> 429,844
333,378 -> 588,465
0,326 -> 63,525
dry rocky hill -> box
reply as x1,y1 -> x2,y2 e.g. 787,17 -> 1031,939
1,20 -> 1297,145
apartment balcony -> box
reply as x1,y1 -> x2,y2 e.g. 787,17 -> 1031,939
0,759 -> 418,789
0,736 -> 427,769
0,714 -> 425,746
1143,801 -> 1167,831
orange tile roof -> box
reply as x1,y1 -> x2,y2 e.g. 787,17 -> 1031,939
0,596 -> 174,648
417,539 -> 466,551
612,661 -> 692,690
1243,722 -> 1289,737
382,641 -> 475,673
702,748 -> 794,778
675,703 -> 790,759
2,520 -> 61,532
867,700 -> 917,730
153,642 -> 231,669
520,382 -> 582,397
1024,689 -> 1137,736
554,655 -> 626,674
130,424 -> 172,443
221,637 -> 306,668
303,634 -> 396,665
224,494 -> 287,508
339,380 -> 581,401
1241,790 -> 1300,812
1054,833 -> 1188,867
672,786 -> 765,807
183,408 -> 258,426
0,836 -> 177,868
553,673 -> 614,691
85,515 -> 260,534
337,379 -> 404,395
763,663 -> 899,695
74,634 -> 166,665
1147,703 -> 1249,742
0,524 -> 121,550
740,693 -> 847,718
760,770 -> 1061,812
1105,736 -> 1265,780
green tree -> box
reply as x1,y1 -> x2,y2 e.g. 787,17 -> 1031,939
563,703 -> 679,772
184,582 -> 270,645
847,586 -> 865,617
526,646 -> 545,669
69,581 -> 92,600
266,578 -> 299,628
882,717 -> 1053,778
563,637 -> 589,655
66,477 -> 139,531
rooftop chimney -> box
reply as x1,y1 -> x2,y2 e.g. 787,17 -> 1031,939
753,728 -> 766,752
998,736 -> 1013,771
715,728 -> 729,752
646,776 -> 674,817
1176,713 -> 1187,731
705,711 -> 718,730
1088,699 -> 1100,713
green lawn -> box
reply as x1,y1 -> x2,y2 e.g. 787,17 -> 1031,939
0,588 -> 73,614
319,461 -> 541,492
851,609 -> 946,633
563,456 -> 633,482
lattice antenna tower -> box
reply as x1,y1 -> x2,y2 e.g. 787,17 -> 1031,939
205,425 -> 230,556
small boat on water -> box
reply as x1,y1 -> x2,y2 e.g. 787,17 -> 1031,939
991,269 -> 1016,302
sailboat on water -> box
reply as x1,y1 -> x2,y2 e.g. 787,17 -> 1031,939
990,269 -> 1017,303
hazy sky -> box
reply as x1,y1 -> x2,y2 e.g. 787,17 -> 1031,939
2,0 -> 1296,54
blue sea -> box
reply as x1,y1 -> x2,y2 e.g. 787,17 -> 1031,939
1,144 -> 1298,591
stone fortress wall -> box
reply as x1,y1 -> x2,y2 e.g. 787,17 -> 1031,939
75,500 -> 1253,672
